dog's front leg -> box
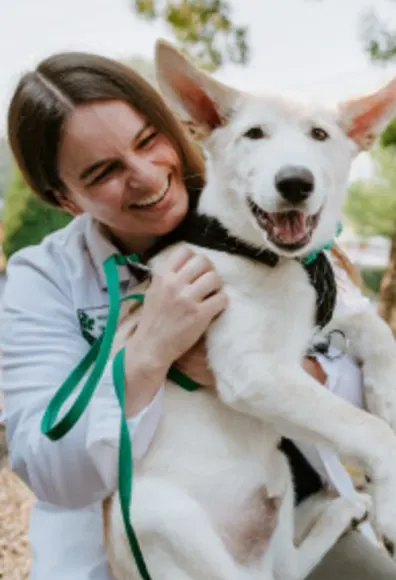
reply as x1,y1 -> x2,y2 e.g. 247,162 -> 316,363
214,356 -> 396,552
331,310 -> 396,431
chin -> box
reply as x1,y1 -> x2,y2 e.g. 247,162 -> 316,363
158,201 -> 189,235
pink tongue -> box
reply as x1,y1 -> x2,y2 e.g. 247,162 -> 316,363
273,211 -> 307,243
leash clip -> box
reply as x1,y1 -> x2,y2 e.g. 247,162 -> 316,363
310,329 -> 350,360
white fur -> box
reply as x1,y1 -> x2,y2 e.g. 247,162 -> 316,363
106,41 -> 396,579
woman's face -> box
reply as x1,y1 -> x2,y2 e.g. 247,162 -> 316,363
58,100 -> 189,251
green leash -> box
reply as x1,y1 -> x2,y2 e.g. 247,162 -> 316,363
303,222 -> 343,265
41,253 -> 201,580
40,223 -> 342,579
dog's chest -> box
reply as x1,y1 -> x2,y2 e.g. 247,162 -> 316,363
201,249 -> 317,352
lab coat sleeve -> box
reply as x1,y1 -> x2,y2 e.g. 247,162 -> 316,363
0,248 -> 164,509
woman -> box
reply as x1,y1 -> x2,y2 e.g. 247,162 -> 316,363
2,52 -> 395,580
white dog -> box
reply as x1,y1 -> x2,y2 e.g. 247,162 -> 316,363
105,40 -> 396,580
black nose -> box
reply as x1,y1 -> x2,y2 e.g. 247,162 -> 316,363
275,166 -> 314,204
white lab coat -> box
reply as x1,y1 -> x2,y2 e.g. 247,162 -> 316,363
0,213 -> 373,579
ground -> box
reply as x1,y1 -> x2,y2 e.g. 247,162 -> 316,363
0,423 -> 33,580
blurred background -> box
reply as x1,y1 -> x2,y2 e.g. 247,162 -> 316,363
1,1 -> 396,313
1,1 -> 396,577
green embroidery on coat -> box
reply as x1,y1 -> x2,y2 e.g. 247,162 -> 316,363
78,311 -> 96,345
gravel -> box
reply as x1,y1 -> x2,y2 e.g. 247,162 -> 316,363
0,423 -> 34,580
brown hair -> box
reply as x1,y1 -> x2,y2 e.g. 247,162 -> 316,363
330,244 -> 363,288
7,52 -> 205,207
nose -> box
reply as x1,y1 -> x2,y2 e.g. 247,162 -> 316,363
275,166 -> 314,204
125,155 -> 157,190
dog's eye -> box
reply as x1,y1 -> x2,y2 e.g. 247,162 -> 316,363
243,126 -> 266,140
311,127 -> 329,141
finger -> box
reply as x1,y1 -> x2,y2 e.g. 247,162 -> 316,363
302,357 -> 327,385
186,271 -> 223,301
165,244 -> 196,273
176,254 -> 215,285
201,291 -> 229,320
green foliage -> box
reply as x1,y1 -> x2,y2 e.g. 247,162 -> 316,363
381,119 -> 396,148
344,147 -> 396,239
360,266 -> 385,295
3,170 -> 72,260
358,4 -> 396,142
360,5 -> 396,63
132,0 -> 249,71
0,139 -> 12,210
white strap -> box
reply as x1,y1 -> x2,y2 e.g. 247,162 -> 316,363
317,444 -> 380,546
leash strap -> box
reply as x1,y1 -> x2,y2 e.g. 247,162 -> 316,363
112,346 -> 152,579
41,224 -> 344,578
42,255 -> 125,439
41,252 -> 201,580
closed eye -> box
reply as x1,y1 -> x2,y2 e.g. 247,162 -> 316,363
136,131 -> 159,150
88,160 -> 123,186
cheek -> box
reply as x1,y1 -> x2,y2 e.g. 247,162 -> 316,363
321,145 -> 351,190
75,180 -> 124,214
158,138 -> 182,167
100,181 -> 125,206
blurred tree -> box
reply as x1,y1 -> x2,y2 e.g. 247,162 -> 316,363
342,0 -> 396,328
375,136 -> 396,326
0,138 -> 12,214
3,171 -> 72,260
131,0 -> 249,70
361,2 -> 396,325
345,145 -> 396,329
360,3 -> 396,63
380,118 -> 396,148
345,149 -> 396,239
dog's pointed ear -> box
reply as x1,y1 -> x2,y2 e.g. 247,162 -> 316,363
338,76 -> 396,150
155,39 -> 241,139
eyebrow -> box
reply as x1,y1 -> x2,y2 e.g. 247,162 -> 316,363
78,121 -> 152,181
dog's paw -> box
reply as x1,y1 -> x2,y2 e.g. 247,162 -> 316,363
342,493 -> 373,531
373,499 -> 396,559
329,493 -> 372,532
383,536 -> 395,558
348,493 -> 373,530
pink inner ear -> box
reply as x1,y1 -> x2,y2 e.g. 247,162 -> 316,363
347,93 -> 394,141
170,72 -> 223,129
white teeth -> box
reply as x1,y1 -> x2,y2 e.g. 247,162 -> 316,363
132,176 -> 170,208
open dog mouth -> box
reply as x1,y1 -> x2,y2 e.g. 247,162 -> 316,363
248,197 -> 321,251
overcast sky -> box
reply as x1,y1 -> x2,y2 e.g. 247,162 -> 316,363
1,0 -> 396,178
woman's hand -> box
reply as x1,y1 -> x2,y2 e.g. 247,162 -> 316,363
135,244 -> 228,366
302,356 -> 327,385
174,338 -> 215,387
123,245 -> 227,415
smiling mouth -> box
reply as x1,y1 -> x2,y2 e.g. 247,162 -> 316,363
248,197 -> 321,251
129,175 -> 171,209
